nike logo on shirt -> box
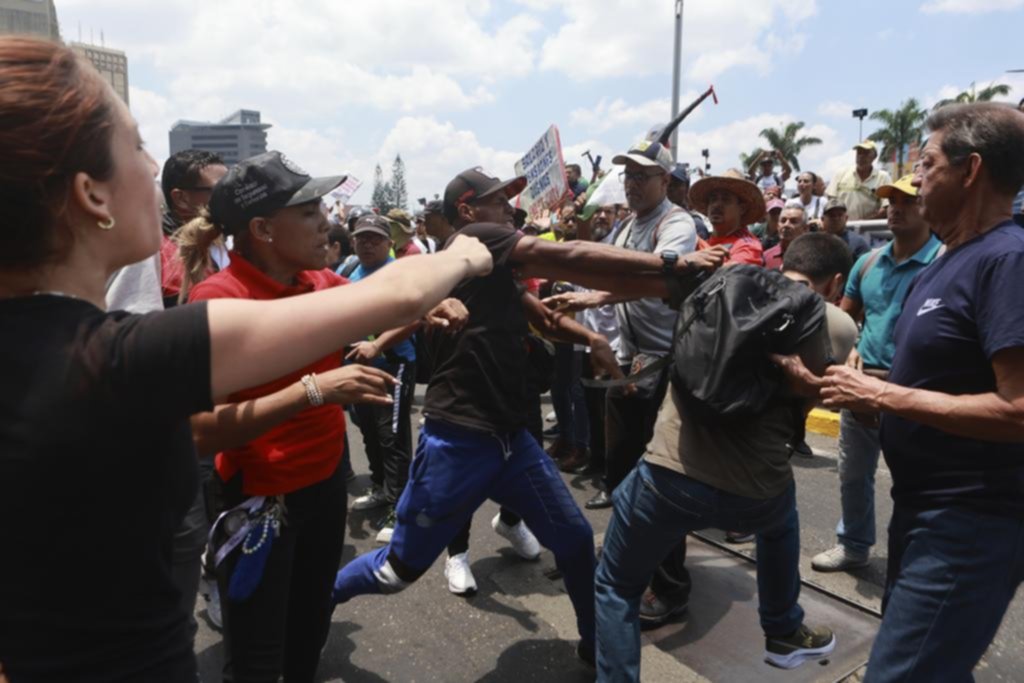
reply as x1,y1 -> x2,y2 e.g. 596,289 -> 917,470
917,298 -> 944,316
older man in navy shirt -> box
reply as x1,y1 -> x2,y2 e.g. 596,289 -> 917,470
823,102 -> 1024,682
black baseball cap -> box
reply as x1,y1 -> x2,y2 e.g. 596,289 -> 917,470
442,168 -> 527,223
423,199 -> 444,215
351,214 -> 392,239
209,151 -> 346,232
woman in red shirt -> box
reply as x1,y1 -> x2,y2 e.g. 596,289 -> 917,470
179,152 -> 459,682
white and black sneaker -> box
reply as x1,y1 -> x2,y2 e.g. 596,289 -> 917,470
765,624 -> 836,669
492,514 -> 541,561
352,485 -> 388,511
444,552 -> 477,596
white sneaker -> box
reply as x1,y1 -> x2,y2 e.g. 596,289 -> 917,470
200,575 -> 222,630
352,486 -> 388,511
492,514 -> 541,561
444,552 -> 477,595
811,545 -> 869,572
375,509 -> 396,544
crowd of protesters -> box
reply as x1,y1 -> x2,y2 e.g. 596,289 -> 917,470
2,35 -> 1024,683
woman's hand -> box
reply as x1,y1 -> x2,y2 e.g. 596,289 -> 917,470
317,365 -> 397,406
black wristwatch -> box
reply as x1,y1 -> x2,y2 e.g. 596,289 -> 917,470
660,251 -> 679,275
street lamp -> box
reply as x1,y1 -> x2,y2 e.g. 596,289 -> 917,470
852,108 -> 868,142
670,0 -> 685,159
701,148 -> 710,175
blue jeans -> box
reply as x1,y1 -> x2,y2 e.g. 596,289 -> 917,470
333,419 -> 596,644
836,409 -> 881,554
865,505 -> 1024,683
595,461 -> 804,682
551,344 -> 591,448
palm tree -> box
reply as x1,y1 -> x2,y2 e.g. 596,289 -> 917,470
738,146 -> 764,169
867,99 -> 927,177
757,122 -> 822,172
934,81 -> 1012,109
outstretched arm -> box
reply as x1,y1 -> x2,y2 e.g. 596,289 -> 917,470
521,291 -> 622,380
191,364 -> 397,457
207,236 -> 491,400
512,236 -> 727,297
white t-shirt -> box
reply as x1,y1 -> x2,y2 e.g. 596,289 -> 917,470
786,195 -> 826,220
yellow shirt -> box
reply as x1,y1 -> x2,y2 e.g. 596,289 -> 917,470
826,166 -> 892,221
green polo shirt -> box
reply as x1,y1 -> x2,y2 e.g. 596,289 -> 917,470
845,235 -> 943,369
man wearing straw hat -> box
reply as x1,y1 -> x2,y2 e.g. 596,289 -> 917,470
688,168 -> 767,266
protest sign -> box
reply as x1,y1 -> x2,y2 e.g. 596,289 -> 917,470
328,176 -> 362,205
514,125 -> 571,218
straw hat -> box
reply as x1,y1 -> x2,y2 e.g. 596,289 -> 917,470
688,168 -> 766,226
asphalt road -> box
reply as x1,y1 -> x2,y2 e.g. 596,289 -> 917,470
192,399 -> 1024,682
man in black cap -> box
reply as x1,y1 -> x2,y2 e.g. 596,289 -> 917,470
333,166 -> 726,669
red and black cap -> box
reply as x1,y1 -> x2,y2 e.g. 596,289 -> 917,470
209,151 -> 346,233
442,167 -> 527,223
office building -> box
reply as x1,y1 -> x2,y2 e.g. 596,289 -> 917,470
0,0 -> 60,40
70,42 -> 129,106
169,110 -> 271,166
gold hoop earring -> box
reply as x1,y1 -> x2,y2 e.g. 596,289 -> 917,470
97,217 -> 116,231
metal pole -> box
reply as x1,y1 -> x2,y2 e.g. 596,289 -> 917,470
859,118 -> 863,142
670,0 -> 684,159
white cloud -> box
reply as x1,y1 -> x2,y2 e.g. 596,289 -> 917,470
369,117 -> 523,205
537,0 -> 817,82
817,100 -> 855,118
60,1 -> 539,118
650,113 -> 848,191
920,0 -> 1024,13
921,73 -> 1024,109
569,97 -> 674,134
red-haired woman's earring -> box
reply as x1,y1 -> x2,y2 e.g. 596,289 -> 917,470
97,217 -> 115,230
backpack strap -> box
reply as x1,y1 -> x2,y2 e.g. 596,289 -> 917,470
857,247 -> 884,283
339,255 -> 360,278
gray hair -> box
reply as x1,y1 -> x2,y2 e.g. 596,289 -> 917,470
926,102 -> 1024,196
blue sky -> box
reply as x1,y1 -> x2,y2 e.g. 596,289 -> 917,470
57,0 -> 1023,203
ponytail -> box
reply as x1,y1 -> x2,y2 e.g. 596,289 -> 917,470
176,208 -> 222,303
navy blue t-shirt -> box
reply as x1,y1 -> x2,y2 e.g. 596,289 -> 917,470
881,221 -> 1024,516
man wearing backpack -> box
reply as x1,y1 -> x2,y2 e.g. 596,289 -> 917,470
593,232 -> 858,682
811,174 -> 942,573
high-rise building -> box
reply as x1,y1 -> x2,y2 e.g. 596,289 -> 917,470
70,42 -> 129,106
0,0 -> 60,40
168,110 -> 271,166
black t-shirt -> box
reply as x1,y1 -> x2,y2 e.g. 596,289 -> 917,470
882,222 -> 1024,516
423,222 -> 529,433
0,295 -> 212,682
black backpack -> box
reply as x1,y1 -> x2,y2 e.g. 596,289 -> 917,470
586,265 -> 826,420
671,264 -> 826,418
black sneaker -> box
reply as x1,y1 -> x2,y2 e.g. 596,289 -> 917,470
585,490 -> 612,510
764,624 -> 836,669
576,639 -> 595,669
639,588 -> 688,629
724,530 -> 755,544
790,440 -> 814,458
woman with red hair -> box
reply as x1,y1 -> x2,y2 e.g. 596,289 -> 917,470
0,37 -> 491,682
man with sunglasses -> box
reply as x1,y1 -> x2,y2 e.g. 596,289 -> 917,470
159,150 -> 229,307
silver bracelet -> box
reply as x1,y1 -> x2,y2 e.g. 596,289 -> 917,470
300,373 -> 324,407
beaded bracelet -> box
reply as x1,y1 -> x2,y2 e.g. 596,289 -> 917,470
300,373 -> 324,407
